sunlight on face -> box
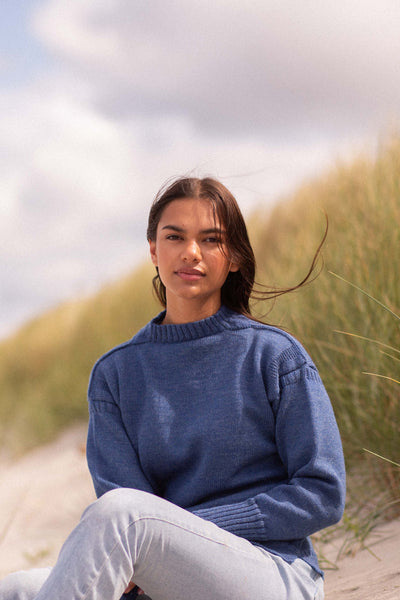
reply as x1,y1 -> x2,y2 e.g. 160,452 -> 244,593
149,198 -> 239,322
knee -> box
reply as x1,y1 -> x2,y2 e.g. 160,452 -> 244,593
0,568 -> 51,600
84,487 -> 150,523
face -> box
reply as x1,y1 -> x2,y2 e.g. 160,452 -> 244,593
149,197 -> 239,318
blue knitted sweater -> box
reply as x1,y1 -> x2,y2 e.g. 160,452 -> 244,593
86,305 -> 346,574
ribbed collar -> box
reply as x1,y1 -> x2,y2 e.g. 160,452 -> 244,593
147,305 -> 237,343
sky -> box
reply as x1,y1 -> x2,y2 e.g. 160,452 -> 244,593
1,0 -> 400,339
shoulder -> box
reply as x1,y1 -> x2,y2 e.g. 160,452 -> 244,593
224,312 -> 323,405
225,309 -> 312,365
88,313 -> 160,383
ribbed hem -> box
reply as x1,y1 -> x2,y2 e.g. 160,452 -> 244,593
192,499 -> 264,538
148,305 -> 235,343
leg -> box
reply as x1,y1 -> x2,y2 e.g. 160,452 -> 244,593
0,567 -> 51,600
33,488 -> 322,600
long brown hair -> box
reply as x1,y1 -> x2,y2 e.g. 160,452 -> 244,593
147,176 -> 326,318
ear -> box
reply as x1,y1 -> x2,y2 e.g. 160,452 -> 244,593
229,260 -> 240,273
149,239 -> 158,266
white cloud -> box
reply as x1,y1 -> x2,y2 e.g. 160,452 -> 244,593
32,0 -> 400,138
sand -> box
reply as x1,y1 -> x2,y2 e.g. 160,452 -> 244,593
0,426 -> 399,598
0,426 -> 95,578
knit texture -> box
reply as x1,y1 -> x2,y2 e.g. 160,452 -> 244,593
87,306 -> 346,574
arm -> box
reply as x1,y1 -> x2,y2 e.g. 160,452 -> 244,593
192,361 -> 346,542
87,362 -> 154,498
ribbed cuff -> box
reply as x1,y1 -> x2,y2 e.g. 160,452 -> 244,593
192,498 -> 264,538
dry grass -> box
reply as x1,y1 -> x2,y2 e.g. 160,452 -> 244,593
250,134 -> 400,511
0,263 -> 159,455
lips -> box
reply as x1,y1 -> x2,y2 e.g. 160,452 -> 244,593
175,268 -> 205,281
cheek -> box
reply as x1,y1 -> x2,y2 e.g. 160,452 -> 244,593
152,241 -> 172,268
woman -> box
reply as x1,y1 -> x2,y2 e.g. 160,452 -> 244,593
0,177 -> 345,599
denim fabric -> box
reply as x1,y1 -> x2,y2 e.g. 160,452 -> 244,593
0,488 -> 323,600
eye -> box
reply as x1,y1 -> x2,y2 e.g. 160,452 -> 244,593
204,236 -> 221,244
166,234 -> 182,241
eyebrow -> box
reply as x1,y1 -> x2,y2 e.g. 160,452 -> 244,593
161,225 -> 225,235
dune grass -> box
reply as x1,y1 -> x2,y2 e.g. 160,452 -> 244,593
0,263 -> 159,455
0,134 -> 399,522
250,134 -> 400,514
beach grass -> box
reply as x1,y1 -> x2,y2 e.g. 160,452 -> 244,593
0,263 -> 159,455
250,133 -> 400,512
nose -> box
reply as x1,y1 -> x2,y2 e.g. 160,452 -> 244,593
182,240 -> 201,262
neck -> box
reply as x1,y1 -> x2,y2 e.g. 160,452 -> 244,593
162,296 -> 222,325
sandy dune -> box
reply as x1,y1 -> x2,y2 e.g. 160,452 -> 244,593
323,518 -> 400,599
0,426 -> 399,598
0,426 -> 95,578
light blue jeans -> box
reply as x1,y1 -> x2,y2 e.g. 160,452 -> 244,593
0,488 -> 324,599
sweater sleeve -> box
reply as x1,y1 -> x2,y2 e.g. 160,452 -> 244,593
192,359 -> 346,542
86,363 -> 154,499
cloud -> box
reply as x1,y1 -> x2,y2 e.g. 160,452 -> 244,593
33,0 -> 400,138
0,79 -> 151,337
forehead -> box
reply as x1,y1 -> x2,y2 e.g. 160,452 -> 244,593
158,197 -> 221,229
